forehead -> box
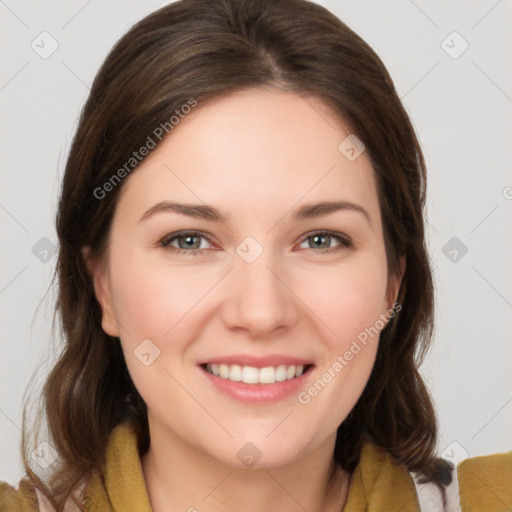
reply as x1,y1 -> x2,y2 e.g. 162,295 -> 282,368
115,88 -> 380,225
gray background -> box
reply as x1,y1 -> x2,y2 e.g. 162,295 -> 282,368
1,0 -> 511,485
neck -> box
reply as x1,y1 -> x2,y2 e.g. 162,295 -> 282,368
141,423 -> 349,512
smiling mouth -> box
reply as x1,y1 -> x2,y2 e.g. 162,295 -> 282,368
201,363 -> 314,384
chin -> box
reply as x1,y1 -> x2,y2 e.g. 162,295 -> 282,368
202,432 -> 314,470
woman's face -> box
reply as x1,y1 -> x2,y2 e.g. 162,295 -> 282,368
88,88 -> 402,468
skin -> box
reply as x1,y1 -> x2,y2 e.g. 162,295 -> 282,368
83,87 -> 404,511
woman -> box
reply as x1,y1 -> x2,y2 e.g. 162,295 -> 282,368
1,0 -> 510,510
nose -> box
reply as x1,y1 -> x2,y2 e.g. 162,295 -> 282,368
221,246 -> 299,339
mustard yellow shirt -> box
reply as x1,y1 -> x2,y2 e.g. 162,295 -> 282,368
1,422 -> 511,511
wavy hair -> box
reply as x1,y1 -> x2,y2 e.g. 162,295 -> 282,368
20,0 -> 451,509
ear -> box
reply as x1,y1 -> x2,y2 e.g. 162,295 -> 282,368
385,253 -> 406,310
81,246 -> 120,337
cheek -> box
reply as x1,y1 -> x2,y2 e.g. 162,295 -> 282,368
292,260 -> 388,431
108,254 -> 218,407
109,251 -> 219,343
292,253 -> 389,346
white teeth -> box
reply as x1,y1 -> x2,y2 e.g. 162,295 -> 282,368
219,364 -> 229,379
229,364 -> 242,382
205,363 -> 307,384
275,364 -> 287,382
241,366 -> 258,384
258,366 -> 275,384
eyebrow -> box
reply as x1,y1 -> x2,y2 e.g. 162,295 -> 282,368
138,200 -> 371,225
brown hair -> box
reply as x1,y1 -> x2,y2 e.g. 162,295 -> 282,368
20,0 -> 451,509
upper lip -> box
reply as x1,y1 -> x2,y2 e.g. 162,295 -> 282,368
198,354 -> 314,368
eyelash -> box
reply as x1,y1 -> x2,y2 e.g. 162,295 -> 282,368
159,230 -> 353,256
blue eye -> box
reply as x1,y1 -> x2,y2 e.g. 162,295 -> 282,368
160,230 -> 352,256
298,231 -> 352,254
160,231 -> 212,255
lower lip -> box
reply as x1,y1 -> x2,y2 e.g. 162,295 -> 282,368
200,366 -> 314,403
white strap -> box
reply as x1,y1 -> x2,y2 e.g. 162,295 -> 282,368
411,466 -> 462,512
34,487 -> 57,512
34,480 -> 86,512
